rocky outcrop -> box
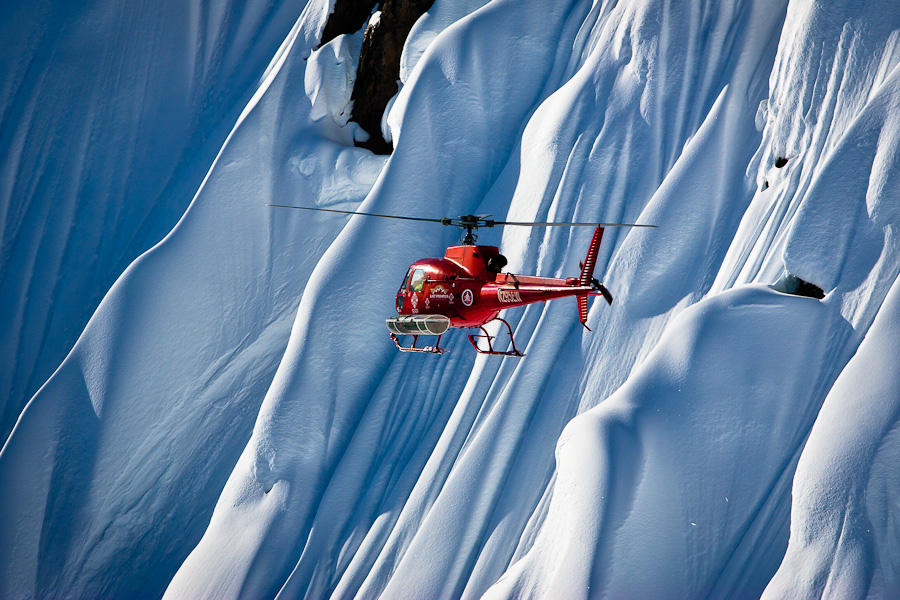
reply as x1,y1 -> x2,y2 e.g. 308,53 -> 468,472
347,0 -> 436,153
320,0 -> 379,47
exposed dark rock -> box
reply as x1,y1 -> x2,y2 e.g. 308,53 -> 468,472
320,0 -> 379,48
350,0 -> 436,154
774,156 -> 788,168
773,272 -> 825,299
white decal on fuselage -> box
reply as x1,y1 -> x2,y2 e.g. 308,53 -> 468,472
428,285 -> 453,301
498,289 -> 522,303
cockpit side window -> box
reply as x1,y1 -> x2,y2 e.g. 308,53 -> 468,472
409,269 -> 426,292
398,269 -> 412,294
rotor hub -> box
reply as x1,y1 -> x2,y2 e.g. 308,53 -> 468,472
446,214 -> 496,245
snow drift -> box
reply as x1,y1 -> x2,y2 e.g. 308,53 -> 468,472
3,0 -> 900,598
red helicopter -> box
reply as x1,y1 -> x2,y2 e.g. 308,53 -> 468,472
269,206 -> 654,356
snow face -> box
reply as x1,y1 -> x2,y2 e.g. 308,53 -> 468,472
306,32 -> 365,127
485,285 -> 850,599
399,0 -> 493,84
716,0 -> 900,306
0,0 -> 313,443
0,3 -> 385,597
3,0 -> 900,598
762,272 -> 900,600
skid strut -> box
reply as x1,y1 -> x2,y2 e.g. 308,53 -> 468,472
390,333 -> 445,354
467,317 -> 524,357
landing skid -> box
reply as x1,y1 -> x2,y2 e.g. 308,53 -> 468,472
390,333 -> 446,354
467,317 -> 524,357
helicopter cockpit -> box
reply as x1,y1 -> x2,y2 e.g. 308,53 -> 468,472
395,261 -> 454,315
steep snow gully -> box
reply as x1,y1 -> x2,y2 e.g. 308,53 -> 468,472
2,0 -> 900,598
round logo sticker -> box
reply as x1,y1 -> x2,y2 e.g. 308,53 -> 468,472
461,289 -> 474,306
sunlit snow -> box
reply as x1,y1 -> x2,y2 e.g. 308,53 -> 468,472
2,0 -> 900,598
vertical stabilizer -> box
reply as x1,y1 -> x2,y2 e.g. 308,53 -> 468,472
579,226 -> 604,285
577,225 -> 605,329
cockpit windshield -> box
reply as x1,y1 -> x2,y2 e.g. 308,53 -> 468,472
398,268 -> 412,294
409,269 -> 426,292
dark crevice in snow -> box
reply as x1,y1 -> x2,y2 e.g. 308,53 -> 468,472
772,272 -> 825,299
350,0 -> 435,154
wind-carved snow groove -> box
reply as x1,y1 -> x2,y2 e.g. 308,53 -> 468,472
273,348 -> 476,598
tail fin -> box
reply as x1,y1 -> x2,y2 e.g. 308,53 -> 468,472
577,226 -> 604,330
579,226 -> 604,286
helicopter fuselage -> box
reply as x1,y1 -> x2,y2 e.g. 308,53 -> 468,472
393,244 -> 599,330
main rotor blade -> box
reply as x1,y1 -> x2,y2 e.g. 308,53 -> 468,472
267,204 -> 447,224
267,204 -> 657,228
493,220 -> 657,228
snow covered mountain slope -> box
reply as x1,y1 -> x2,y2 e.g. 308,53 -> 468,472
0,2 -> 387,597
0,0 -> 310,442
2,0 -> 900,598
762,269 -> 900,600
485,285 -> 850,599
